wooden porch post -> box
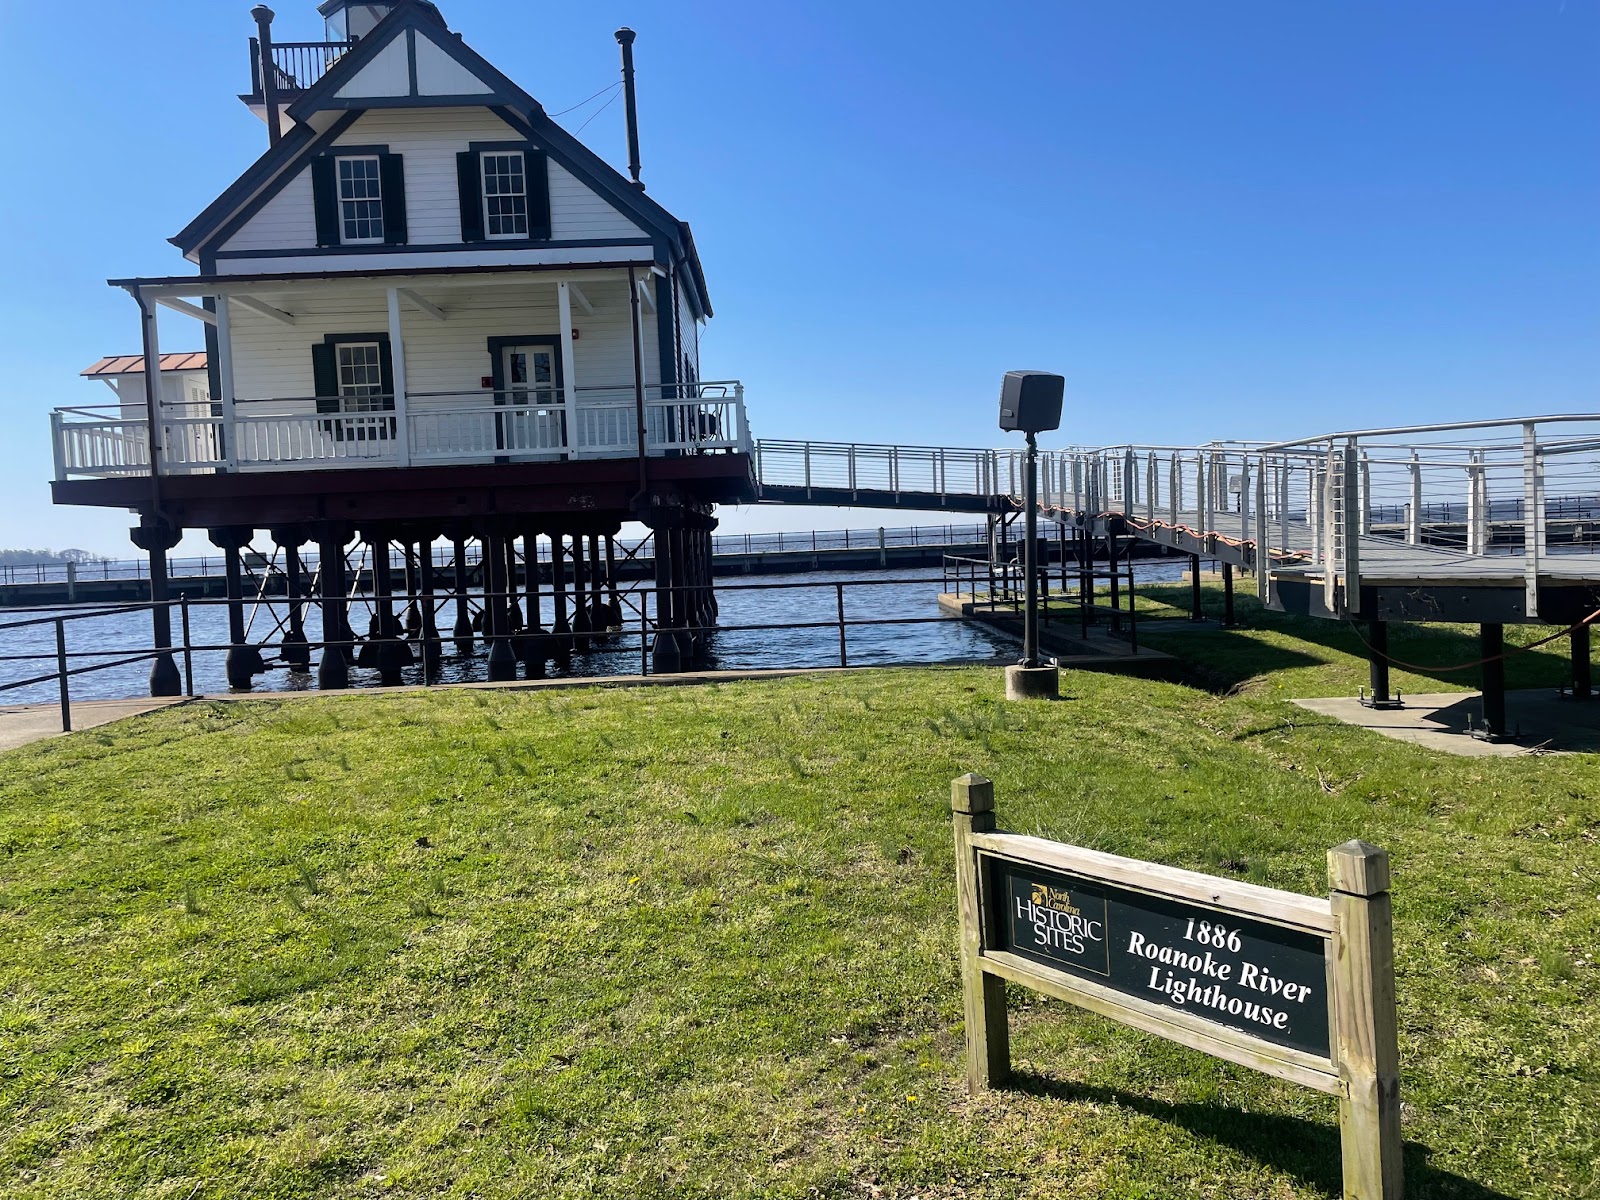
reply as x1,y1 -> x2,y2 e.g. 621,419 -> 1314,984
557,281 -> 578,451
386,287 -> 412,467
214,295 -> 239,470
137,290 -> 164,494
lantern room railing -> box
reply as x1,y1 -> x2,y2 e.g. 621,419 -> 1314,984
247,39 -> 356,97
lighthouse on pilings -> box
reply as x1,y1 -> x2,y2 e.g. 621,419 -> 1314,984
48,0 -> 751,692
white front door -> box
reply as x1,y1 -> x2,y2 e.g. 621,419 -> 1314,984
498,344 -> 562,454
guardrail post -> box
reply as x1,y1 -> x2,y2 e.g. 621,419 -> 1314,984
1359,453 -> 1373,536
55,619 -> 71,733
1406,453 -> 1422,545
1342,437 -> 1362,616
1522,423 -> 1544,617
836,583 -> 848,666
952,773 -> 1008,1092
1255,456 -> 1270,601
180,596 -> 195,696
1328,841 -> 1403,1200
50,411 -> 67,481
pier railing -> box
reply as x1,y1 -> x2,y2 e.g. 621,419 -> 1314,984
1040,415 -> 1600,617
0,574 -> 1004,727
754,440 -> 1025,504
0,522 -> 994,591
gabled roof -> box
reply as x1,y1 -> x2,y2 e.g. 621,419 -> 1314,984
169,0 -> 711,316
82,353 -> 208,377
286,0 -> 518,120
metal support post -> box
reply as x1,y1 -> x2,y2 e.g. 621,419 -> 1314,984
317,533 -> 350,689
1022,432 -> 1040,666
281,540 -> 311,671
1479,623 -> 1507,740
1570,622 -> 1593,700
485,531 -> 517,681
451,536 -> 474,655
1360,619 -> 1402,710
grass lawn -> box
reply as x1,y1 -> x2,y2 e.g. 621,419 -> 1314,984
1,611 -> 1597,1197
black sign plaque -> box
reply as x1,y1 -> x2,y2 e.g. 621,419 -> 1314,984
991,857 -> 1331,1058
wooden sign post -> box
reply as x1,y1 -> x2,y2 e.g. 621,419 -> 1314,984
952,773 -> 1403,1200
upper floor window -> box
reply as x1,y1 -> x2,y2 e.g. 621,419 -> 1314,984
481,152 -> 529,238
312,150 -> 407,248
337,156 -> 384,243
458,146 -> 550,243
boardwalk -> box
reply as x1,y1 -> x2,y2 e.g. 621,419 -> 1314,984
753,414 -> 1600,628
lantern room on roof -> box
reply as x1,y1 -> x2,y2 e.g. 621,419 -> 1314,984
51,0 -> 749,523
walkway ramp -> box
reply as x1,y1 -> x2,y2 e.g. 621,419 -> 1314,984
754,414 -> 1600,627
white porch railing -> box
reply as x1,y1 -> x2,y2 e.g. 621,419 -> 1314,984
51,382 -> 752,478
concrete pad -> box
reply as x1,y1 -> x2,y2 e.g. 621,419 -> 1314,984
0,697 -> 187,754
1292,690 -> 1600,757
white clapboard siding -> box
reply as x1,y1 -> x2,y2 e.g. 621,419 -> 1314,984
226,278 -> 659,409
219,108 -> 650,256
676,276 -> 700,380
547,161 -> 647,240
225,169 -> 317,253
335,108 -> 518,245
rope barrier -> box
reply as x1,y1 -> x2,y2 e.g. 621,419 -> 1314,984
1345,607 -> 1600,674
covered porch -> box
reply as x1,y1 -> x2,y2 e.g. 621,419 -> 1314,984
51,263 -> 748,480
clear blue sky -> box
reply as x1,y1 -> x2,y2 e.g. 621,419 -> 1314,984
1,0 -> 1596,556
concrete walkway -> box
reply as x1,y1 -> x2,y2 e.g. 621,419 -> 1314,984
0,697 -> 188,754
1292,690 -> 1600,757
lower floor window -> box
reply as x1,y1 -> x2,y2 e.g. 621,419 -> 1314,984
337,342 -> 387,412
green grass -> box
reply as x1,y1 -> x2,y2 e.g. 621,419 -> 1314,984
1123,580 -> 1599,699
0,632 -> 1597,1197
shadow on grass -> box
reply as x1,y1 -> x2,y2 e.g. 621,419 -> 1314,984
1132,627 -> 1330,695
1006,1070 -> 1517,1199
1136,584 -> 1576,696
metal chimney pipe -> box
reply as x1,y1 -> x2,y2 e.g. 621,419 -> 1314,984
252,5 -> 280,148
615,27 -> 644,189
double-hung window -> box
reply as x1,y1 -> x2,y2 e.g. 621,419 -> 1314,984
481,151 -> 529,238
336,342 -> 387,413
337,155 -> 384,243
313,150 -> 406,248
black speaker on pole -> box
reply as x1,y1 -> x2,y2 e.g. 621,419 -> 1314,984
998,370 -> 1064,435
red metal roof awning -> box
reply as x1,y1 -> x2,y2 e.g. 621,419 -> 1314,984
81,352 -> 209,377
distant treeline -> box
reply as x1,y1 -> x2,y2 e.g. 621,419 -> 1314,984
0,549 -> 108,567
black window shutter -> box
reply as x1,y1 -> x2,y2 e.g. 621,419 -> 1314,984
527,149 -> 551,239
457,151 -> 484,243
311,157 -> 340,247
378,339 -> 397,412
312,342 -> 339,414
379,153 -> 408,245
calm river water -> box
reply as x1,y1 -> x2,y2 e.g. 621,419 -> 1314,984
0,562 -> 1193,706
